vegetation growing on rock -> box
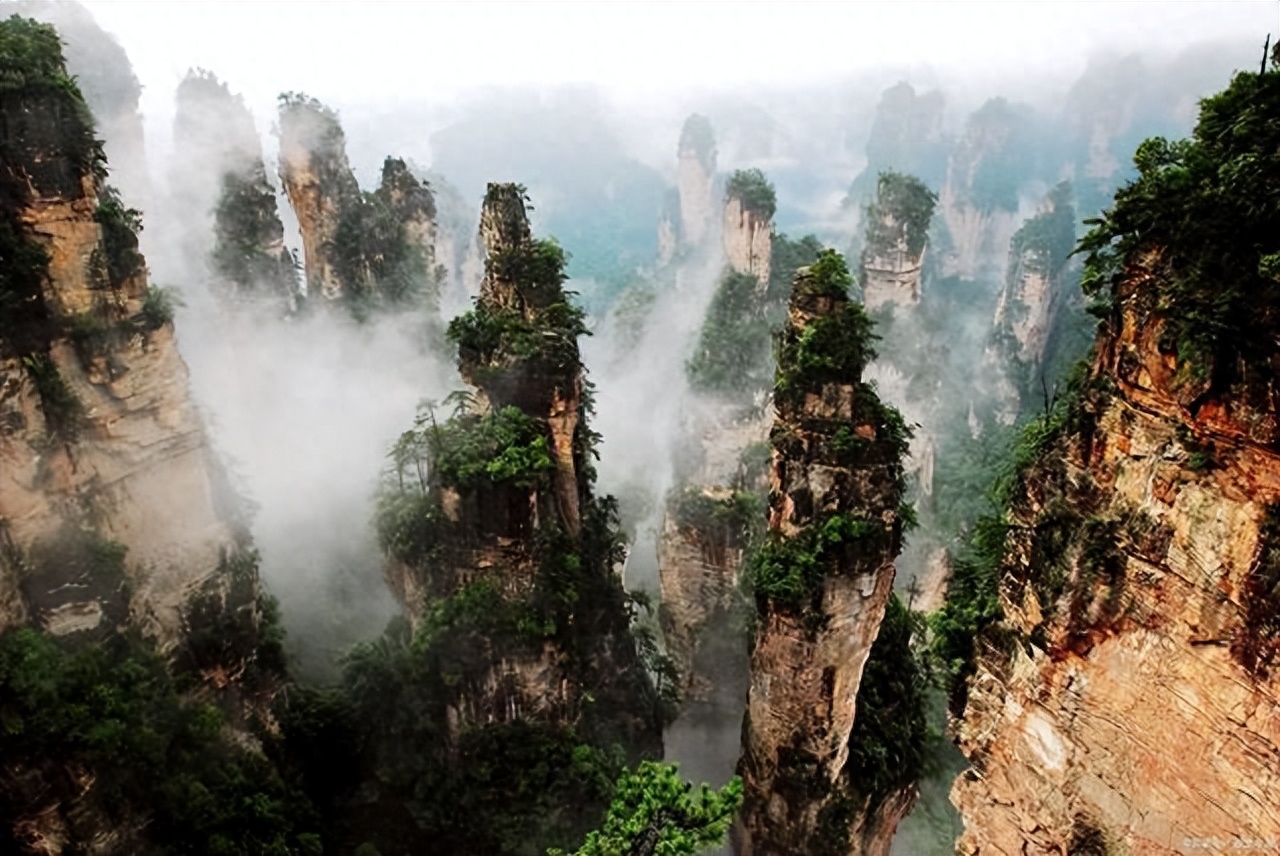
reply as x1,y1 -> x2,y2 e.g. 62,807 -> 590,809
1079,50 -> 1280,387
725,168 -> 777,219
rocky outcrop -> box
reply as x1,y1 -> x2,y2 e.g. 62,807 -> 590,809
677,114 -> 717,250
174,70 -> 299,311
278,94 -> 439,315
723,169 -> 774,290
380,183 -> 661,748
10,0 -> 150,210
277,93 -> 362,302
860,172 -> 936,310
0,19 -> 247,643
659,412 -> 768,703
957,323 -> 1280,853
951,62 -> 1280,850
952,260 -> 1280,854
736,255 -> 912,855
990,182 -> 1076,373
937,99 -> 1028,281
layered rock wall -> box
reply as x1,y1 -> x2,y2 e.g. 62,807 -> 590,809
0,22 -> 246,643
723,196 -> 772,290
953,257 -> 1280,854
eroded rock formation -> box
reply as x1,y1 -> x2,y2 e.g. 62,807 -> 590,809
380,183 -> 661,747
278,94 -> 440,315
952,264 -> 1280,855
951,63 -> 1280,851
659,415 -> 767,703
0,20 -> 249,643
174,70 -> 299,311
990,182 -> 1076,374
723,170 -> 774,290
277,94 -> 362,302
736,255 -> 912,855
676,114 -> 717,250
860,172 -> 936,310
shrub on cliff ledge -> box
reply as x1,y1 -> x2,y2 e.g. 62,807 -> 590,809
746,514 -> 884,611
1078,53 -> 1280,386
725,169 -> 776,220
864,171 -> 937,259
0,15 -> 103,181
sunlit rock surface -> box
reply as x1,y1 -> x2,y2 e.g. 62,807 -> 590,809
953,248 -> 1280,854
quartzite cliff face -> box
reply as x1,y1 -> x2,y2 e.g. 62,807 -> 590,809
737,255 -> 912,855
989,182 -> 1077,377
278,94 -> 439,315
676,113 -> 717,252
952,264 -> 1280,855
951,63 -> 1280,853
0,21 -> 248,644
277,94 -> 361,302
860,172 -> 935,310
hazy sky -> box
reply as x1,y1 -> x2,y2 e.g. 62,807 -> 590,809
78,1 -> 1276,116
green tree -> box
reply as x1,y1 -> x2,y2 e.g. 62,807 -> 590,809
555,762 -> 742,856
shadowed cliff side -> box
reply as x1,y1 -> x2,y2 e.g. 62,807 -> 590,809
736,250 -> 915,855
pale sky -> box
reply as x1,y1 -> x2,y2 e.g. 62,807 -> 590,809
76,1 -> 1278,115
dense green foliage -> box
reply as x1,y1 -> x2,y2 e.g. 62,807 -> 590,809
176,549 -> 287,695
746,515 -> 884,611
92,185 -> 144,286
555,762 -> 742,856
686,233 -> 823,399
796,248 -> 854,298
1078,56 -> 1280,385
671,488 -> 765,551
331,160 -> 438,317
0,216 -> 52,355
686,270 -> 769,395
864,171 -> 937,258
412,405 -> 554,491
287,620 -> 625,855
776,303 -> 877,395
1009,182 -> 1076,280
140,284 -> 179,330
21,352 -> 83,442
0,15 -> 103,183
0,628 -> 319,855
930,361 -> 1110,703
845,594 -> 934,812
212,167 -> 299,300
448,238 -> 587,374
725,169 -> 776,220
